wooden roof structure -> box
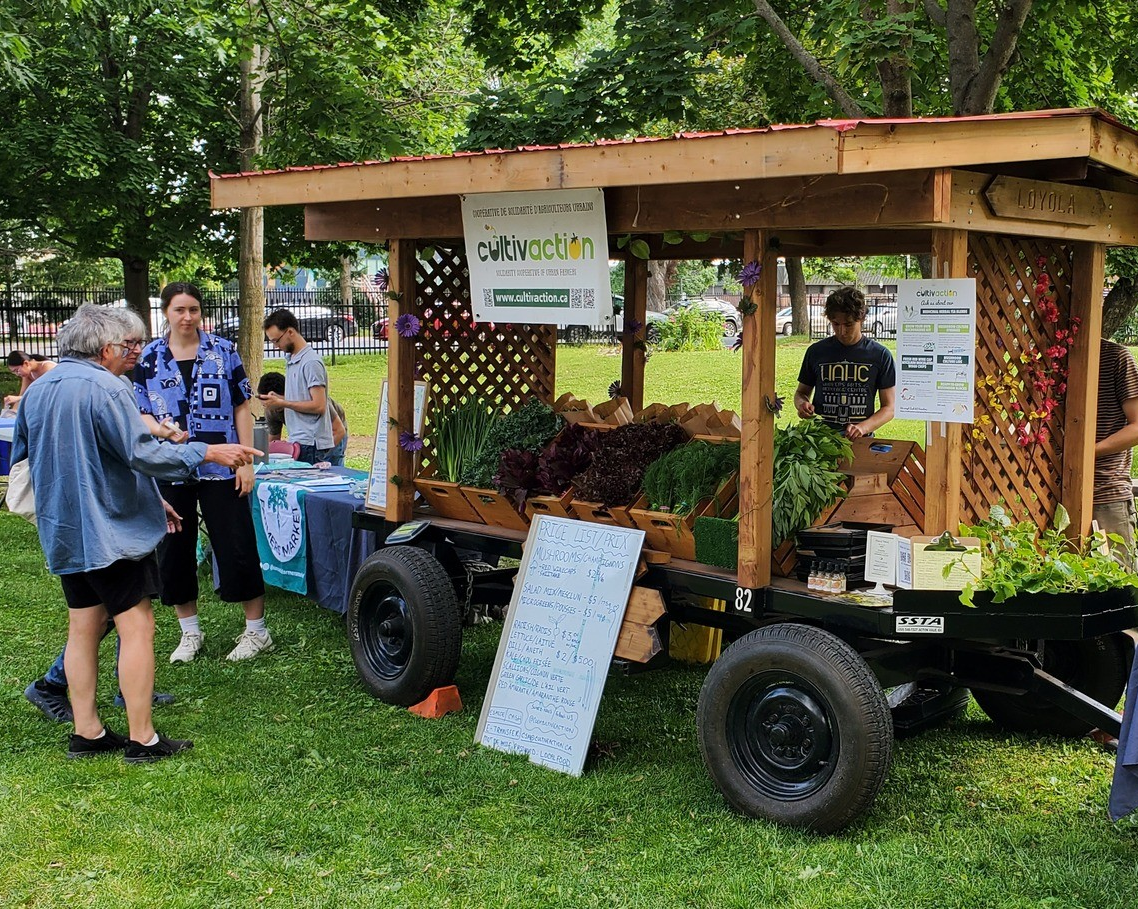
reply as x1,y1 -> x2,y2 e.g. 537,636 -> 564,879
212,109 -> 1138,591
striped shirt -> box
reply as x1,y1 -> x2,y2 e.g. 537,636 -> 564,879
1094,338 -> 1138,503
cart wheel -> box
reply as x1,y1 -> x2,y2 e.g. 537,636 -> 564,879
347,546 -> 462,707
972,633 -> 1131,737
697,623 -> 893,833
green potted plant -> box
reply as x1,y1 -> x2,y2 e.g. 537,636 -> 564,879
414,397 -> 497,523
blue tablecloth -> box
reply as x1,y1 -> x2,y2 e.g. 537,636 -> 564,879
245,467 -> 378,614
0,415 -> 14,476
1110,650 -> 1138,820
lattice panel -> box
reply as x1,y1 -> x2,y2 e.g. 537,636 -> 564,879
410,245 -> 556,467
963,235 -> 1073,528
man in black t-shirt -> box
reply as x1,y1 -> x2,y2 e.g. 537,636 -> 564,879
794,286 -> 896,439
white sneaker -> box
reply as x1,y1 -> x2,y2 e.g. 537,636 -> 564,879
169,632 -> 204,664
226,629 -> 274,662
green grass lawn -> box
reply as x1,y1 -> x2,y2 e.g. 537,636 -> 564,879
1,512 -> 1137,907
3,342 -> 1138,906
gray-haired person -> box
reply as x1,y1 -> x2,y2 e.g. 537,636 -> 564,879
13,303 -> 259,762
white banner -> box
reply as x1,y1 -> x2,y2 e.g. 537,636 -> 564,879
461,189 -> 612,327
895,278 -> 977,423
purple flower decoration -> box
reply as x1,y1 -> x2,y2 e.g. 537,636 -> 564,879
736,260 -> 762,288
608,380 -> 623,399
399,431 -> 425,452
394,313 -> 422,338
624,319 -> 643,335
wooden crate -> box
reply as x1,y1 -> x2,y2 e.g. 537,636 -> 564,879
460,486 -> 530,531
524,488 -> 576,521
572,499 -> 636,528
630,475 -> 738,561
413,477 -> 484,524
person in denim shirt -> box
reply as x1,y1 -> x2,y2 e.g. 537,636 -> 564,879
133,283 -> 271,664
13,303 -> 257,761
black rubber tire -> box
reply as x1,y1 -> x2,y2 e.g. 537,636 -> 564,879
972,633 -> 1131,737
325,323 -> 346,343
697,623 -> 893,834
347,546 -> 462,707
723,318 -> 740,339
782,322 -> 793,336
871,321 -> 883,338
645,323 -> 661,345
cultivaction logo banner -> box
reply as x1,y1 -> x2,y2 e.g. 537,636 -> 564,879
461,188 -> 612,327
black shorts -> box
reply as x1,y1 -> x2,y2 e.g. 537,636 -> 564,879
59,554 -> 161,617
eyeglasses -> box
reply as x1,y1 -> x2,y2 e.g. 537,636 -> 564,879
115,338 -> 144,354
265,330 -> 289,348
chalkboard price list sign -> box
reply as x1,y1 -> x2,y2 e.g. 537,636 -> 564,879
476,515 -> 645,776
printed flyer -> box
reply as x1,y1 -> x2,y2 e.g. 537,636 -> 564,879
461,188 -> 612,327
895,278 -> 977,423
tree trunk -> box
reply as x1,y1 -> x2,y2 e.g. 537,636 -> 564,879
237,35 -> 269,385
122,256 -> 150,330
1103,278 -> 1136,340
787,256 -> 808,335
340,255 -> 353,307
876,1 -> 915,117
647,259 -> 667,312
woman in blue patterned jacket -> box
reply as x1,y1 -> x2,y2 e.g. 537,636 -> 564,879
133,283 -> 272,664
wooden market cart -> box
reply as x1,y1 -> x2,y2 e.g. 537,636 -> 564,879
212,109 -> 1138,833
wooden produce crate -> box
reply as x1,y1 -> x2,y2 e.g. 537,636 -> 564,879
413,476 -> 484,524
460,486 -> 531,531
524,488 -> 576,521
630,475 -> 738,561
572,498 -> 636,528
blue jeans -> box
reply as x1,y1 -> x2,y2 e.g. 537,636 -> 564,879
44,620 -> 118,687
326,436 -> 346,467
297,444 -> 335,465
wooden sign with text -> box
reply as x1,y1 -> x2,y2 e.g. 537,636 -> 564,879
984,175 -> 1104,227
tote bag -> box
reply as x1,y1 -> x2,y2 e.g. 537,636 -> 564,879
6,459 -> 36,524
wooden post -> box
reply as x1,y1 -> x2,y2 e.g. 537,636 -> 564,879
621,258 -> 648,412
737,230 -> 779,590
386,240 -> 417,522
924,228 -> 968,534
1063,242 -> 1106,537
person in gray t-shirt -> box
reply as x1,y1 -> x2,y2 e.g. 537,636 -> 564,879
260,309 -> 335,464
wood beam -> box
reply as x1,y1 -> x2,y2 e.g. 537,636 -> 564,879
1062,242 -> 1106,537
737,230 -> 779,590
213,128 -> 841,209
386,240 -> 417,522
303,170 -> 946,243
621,258 -> 648,412
941,170 -> 1138,245
1091,118 -> 1138,180
924,228 -> 968,534
837,115 -> 1093,175
774,229 -> 931,257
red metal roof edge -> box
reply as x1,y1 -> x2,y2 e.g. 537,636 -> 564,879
211,108 -> 1128,181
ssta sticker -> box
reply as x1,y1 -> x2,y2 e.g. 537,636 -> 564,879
895,615 -> 945,634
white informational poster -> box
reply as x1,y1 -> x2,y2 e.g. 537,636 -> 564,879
475,516 -> 645,776
366,380 -> 428,512
864,530 -> 899,588
895,278 -> 977,423
460,189 -> 612,327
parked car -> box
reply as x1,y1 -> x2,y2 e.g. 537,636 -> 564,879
217,306 -> 357,343
864,297 -> 898,338
666,296 -> 741,338
776,307 -> 794,335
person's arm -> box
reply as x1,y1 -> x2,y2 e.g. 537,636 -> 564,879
1095,397 -> 1138,458
330,404 -> 346,446
3,393 -> 20,409
848,386 -> 896,439
139,412 -> 189,442
233,399 -> 255,496
259,383 -> 327,415
793,382 -> 816,419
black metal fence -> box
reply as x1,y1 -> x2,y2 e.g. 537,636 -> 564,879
0,286 -> 635,360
